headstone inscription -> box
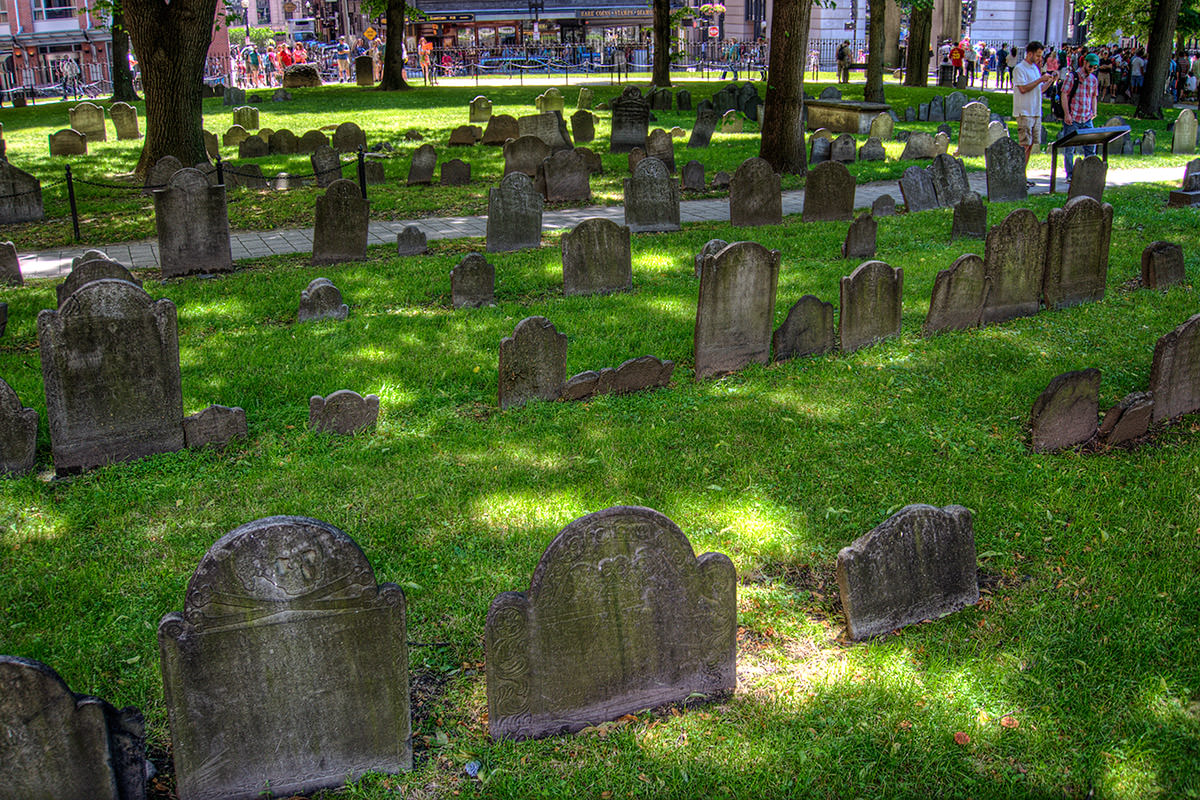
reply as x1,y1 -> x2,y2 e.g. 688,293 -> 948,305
829,134 -> 857,163
729,157 -> 782,227
311,144 -> 343,187
610,87 -> 651,153
772,295 -> 836,362
154,168 -> 234,278
309,391 -> 380,434
69,101 -> 106,141
929,154 -> 970,207
802,160 -> 855,222
839,261 -> 903,353
49,129 -> 87,156
623,157 -> 681,233
561,217 -> 632,296
1172,108 -> 1197,154
498,316 -> 567,409
451,253 -> 496,309
956,101 -> 990,157
1043,196 -> 1113,309
1029,369 -> 1100,452
487,172 -> 543,253
231,105 -> 259,130
694,242 -> 780,379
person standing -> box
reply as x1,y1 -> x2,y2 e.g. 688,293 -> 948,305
1013,41 -> 1055,173
998,44 -> 1010,88
949,40 -> 964,84
836,39 -> 850,84
1006,45 -> 1019,90
1059,52 -> 1100,182
965,41 -> 977,86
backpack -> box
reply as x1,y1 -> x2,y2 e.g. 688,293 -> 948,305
1050,69 -> 1082,119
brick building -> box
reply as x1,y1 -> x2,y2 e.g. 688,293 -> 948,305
0,0 -> 112,91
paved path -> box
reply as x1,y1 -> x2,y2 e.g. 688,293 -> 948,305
16,165 -> 1182,281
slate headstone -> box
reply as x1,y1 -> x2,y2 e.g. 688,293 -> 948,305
1066,155 -> 1107,201
355,54 -> 374,85
154,168 -> 233,278
407,143 -> 437,185
945,91 -> 967,122
772,295 -> 836,362
0,241 -> 20,287
930,154 -> 971,207
985,136 -> 1027,202
110,101 -> 140,140
298,129 -> 330,153
899,131 -> 937,160
49,129 -> 87,156
448,124 -> 479,146
537,148 -> 591,203
561,357 -> 675,401
487,172 -> 543,253
829,133 -> 856,163
809,135 -> 832,165
237,135 -> 268,158
818,86 -> 841,100
562,217 -> 632,296
871,194 -> 896,216
535,87 -> 565,113
1150,313 -> 1200,423
0,378 -> 36,475
311,144 -> 343,187
729,157 -> 782,227
518,111 -> 572,151
1141,241 -> 1185,289
925,253 -> 987,335
309,391 -> 380,434
1098,391 -> 1154,446
269,128 -> 298,154
182,404 -> 247,448
311,179 -> 368,265
803,160 -> 856,223
694,241 -> 780,379
482,114 -> 520,145
574,146 -> 603,175
1030,369 -> 1100,452
610,87 -> 651,153
841,212 -> 877,259
982,208 -> 1047,323
498,316 -> 567,409
868,112 -> 894,141
905,106 -> 916,122
676,89 -> 692,110
688,104 -> 719,148
1140,129 -> 1156,155
56,255 -> 141,307
297,277 -> 349,322
858,137 -> 886,161
899,165 -> 939,212
624,156 -> 681,233
681,159 -> 705,192
839,260 -> 902,353
694,238 -> 728,277
1043,196 -> 1113,309
570,109 -> 595,143
928,95 -> 945,122
231,105 -> 259,130
711,170 -> 731,189
0,161 -> 44,224
645,128 -> 675,172
503,135 -> 552,177
395,225 -> 427,256
577,87 -> 594,109
451,253 -> 495,309
441,158 -> 470,186
951,191 -> 987,239
69,101 -> 106,141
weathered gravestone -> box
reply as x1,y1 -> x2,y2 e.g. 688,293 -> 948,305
312,179 -> 369,266
1029,369 -> 1100,452
362,159 -> 385,185
537,148 -> 591,203
49,129 -> 87,156
231,106 -> 259,130
407,144 -> 437,185
0,241 -> 20,287
487,172 -> 543,253
675,89 -> 692,110
711,170 -> 731,188
930,154 -> 971,207
610,87 -> 651,153
503,135 -> 552,178
154,168 -> 233,278
1043,196 -> 1113,309
951,191 -> 987,239
518,112 -> 572,151
221,125 -> 250,148
309,391 -> 380,434
1172,109 -> 1197,154
69,101 -> 106,141
719,110 -> 744,133
905,106 -> 916,122
298,129 -> 329,153
925,253 -> 987,335
281,63 -> 321,88
395,225 -> 427,256
868,112 -> 894,141
1148,313 -> 1200,423
535,87 -> 565,113
268,128 -> 298,155
839,260 -> 902,353
182,404 -> 246,449
729,157 -> 782,227
987,120 -> 1009,148
0,378 -> 36,475
354,54 -> 374,85
441,158 -> 470,186
577,86 -> 594,109
498,316 -> 567,409
37,280 -> 183,474
694,238 -> 728,277
560,356 -> 675,401
1139,128 -> 1157,155
956,101 -> 990,157
899,165 -> 939,212
842,212 -> 877,259
899,131 -> 937,160
238,135 -> 268,158
803,160 -> 855,222
837,504 -> 979,640
56,255 -> 141,307
985,136 -> 1027,202
929,95 -> 946,122
1066,155 -> 1107,201
562,217 -> 632,296
297,277 -> 349,322
1098,391 -> 1154,446
982,208 -> 1047,323
694,241 -> 780,379
858,137 -> 886,161
0,161 -> 44,224
0,655 -> 147,800
223,85 -> 245,106
809,135 -> 832,165
818,86 -> 841,100
109,101 -> 140,140
311,145 -> 343,187
624,157 -> 681,233
451,253 -> 495,309
688,103 -> 719,149
830,134 -> 857,163
772,295 -> 836,362
647,86 -> 673,111
482,114 -> 519,145
575,146 -> 602,175
680,159 -> 705,192
470,96 -> 493,123
945,91 -> 967,122
645,128 -> 675,172
570,109 -> 595,143
448,125 -> 479,146
332,121 -> 367,153
1141,241 -> 1185,289
159,516 -> 409,799
486,505 -> 735,739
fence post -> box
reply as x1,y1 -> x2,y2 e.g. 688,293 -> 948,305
357,146 -> 366,198
215,154 -> 224,186
65,165 -> 80,242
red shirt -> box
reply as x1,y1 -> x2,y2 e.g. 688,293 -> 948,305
279,49 -> 293,68
950,47 -> 963,67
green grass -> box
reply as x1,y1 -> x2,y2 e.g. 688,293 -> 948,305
1,177 -> 1198,798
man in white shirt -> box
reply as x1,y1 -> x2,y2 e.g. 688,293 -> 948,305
1013,41 -> 1055,170
1130,49 -> 1146,94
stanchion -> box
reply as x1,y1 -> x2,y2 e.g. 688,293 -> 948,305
357,146 -> 367,198
64,165 -> 80,242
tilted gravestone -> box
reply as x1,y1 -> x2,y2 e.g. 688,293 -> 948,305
159,516 -> 409,799
0,241 -> 20,287
570,109 -> 595,143
396,225 -> 427,256
1066,155 -> 1107,201
577,86 -> 595,109
143,155 -> 184,197
448,125 -> 479,146
624,157 -> 681,233
694,241 -> 780,379
487,172 -> 543,253
982,208 -> 1047,324
956,101 -> 990,157
688,103 -> 719,149
309,391 -> 380,434
537,149 -> 591,203
154,168 -> 234,278
680,159 -> 705,192
560,356 -> 674,401
518,111 -> 572,151
925,253 -> 987,335
231,105 -> 259,130
985,136 -> 1027,203
1148,313 -> 1200,423
470,95 -> 493,123
56,254 -> 141,307
803,160 -> 855,223
772,295 -> 836,362
899,165 -> 939,212
312,180 -> 369,265
1141,241 -> 1185,289
297,277 -> 349,322
0,161 -> 44,224
1140,129 -> 1156,155
809,135 -> 831,165
858,137 -> 886,161
645,128 -> 675,173
841,212 -> 877,259
407,143 -> 437,185
355,54 -> 374,85
37,280 -> 183,474
331,121 -> 367,153
929,154 -> 971,207
729,157 -> 782,227
1172,108 -> 1197,154
562,217 -> 632,296
486,505 -> 735,740
837,504 -> 979,640
1030,369 -> 1100,452
1098,391 -> 1154,446
298,129 -> 330,153
868,112 -> 894,141
694,238 -> 728,277
109,101 -> 140,140
535,87 -> 565,113
69,101 -> 106,141
498,316 -> 567,409
0,378 -> 36,475
830,134 -> 857,164
951,191 -> 987,239
1043,196 -> 1113,309
182,404 -> 247,449
441,158 -> 470,186
311,144 -> 343,187
711,170 -> 731,188
0,655 -> 147,800
899,131 -> 937,160
610,87 -> 651,153
49,129 -> 87,156
839,260 -> 902,353
482,114 -> 520,145
451,253 -> 495,309
872,194 -> 896,216
503,135 -> 552,178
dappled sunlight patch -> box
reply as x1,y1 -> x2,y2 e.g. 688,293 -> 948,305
469,488 -> 586,534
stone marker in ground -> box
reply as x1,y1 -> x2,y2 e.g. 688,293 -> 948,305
231,106 -> 259,130
837,504 -> 978,640
868,112 -> 894,141
772,295 -> 836,361
818,86 -> 841,100
929,153 -> 971,207
839,261 -> 902,353
281,63 -> 321,87
0,241 -> 19,286
899,165 -> 939,212
576,86 -> 594,109
945,91 -> 967,121
574,146 -> 602,174
395,225 -> 427,256
627,147 -> 646,173
803,160 -> 855,222
624,156 -> 681,233
829,134 -> 856,163
680,159 -> 705,192
311,144 -> 343,187
269,128 -> 298,154
228,162 -> 268,190
719,110 -> 743,133
332,121 -> 367,153
37,280 -> 183,475
298,129 -> 329,153
858,137 -> 886,161
160,516 -> 409,799
809,135 -> 832,165
441,158 -> 470,186
237,135 -> 268,158
1140,129 -> 1156,155
1149,312 -> 1200,423
535,87 -> 565,113
561,218 -> 632,296
985,136 -> 1027,202
222,85 -> 245,106
498,316 -> 567,409
1066,155 -> 1107,201
871,194 -> 896,216
0,160 -> 44,224
69,101 -> 106,141
1043,196 -> 1113,309
182,404 -> 246,448
694,241 -> 780,379
486,505 -> 735,740
406,143 -> 436,185
0,655 -> 147,800
570,109 -> 595,143
1098,391 -> 1154,446
470,96 -> 493,123
537,148 -> 591,203
1141,241 -> 1185,289
448,125 -> 478,146
487,172 -> 543,253
49,129 -> 87,156
729,157 -> 782,227
982,207 -> 1047,323
711,170 -> 731,188
0,378 -> 36,475
482,114 -> 520,145
309,391 -> 380,434
929,95 -> 946,122
297,277 -> 349,322
675,88 -> 691,110
143,154 -> 183,196
841,212 -> 877,259
1029,369 -> 1100,452
560,356 -> 674,401
154,168 -> 233,278
899,131 -> 937,160
362,159 -> 385,185
1172,109 -> 1197,154
688,103 -> 719,148
56,255 -> 140,306
951,191 -> 987,239
518,111 -> 573,151
986,120 -> 1009,148
956,101 -> 990,157
610,87 -> 651,153
645,127 -> 675,172
503,135 -> 551,177
355,54 -> 374,85
311,179 -> 368,266
451,253 -> 495,309
110,101 -> 140,140
925,253 -> 988,335
694,238 -> 728,277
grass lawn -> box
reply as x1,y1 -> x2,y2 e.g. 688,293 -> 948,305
1,162 -> 1199,798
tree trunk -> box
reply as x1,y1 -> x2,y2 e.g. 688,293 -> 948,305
1137,0 -> 1182,118
903,3 -> 932,87
125,0 -> 217,176
379,0 -> 410,90
864,0 -> 886,102
759,0 -> 813,175
109,7 -> 139,103
652,0 -> 672,87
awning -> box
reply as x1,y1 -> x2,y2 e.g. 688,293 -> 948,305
8,29 -> 113,50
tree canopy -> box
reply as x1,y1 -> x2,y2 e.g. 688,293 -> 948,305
1076,0 -> 1200,43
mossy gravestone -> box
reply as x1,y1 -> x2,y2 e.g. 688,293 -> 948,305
802,160 -> 855,222
487,172 -> 543,253
1149,313 -> 1200,424
503,135 -> 551,178
1029,369 -> 1100,452
486,505 -> 736,739
1043,196 -> 1113,310
729,157 -> 782,227
297,277 -> 349,322
56,253 -> 141,306
982,208 -> 1047,324
772,295 -> 836,362
562,217 -> 631,296
69,101 -> 106,141
312,179 -> 368,266
610,87 -> 650,153
694,242 -> 780,379
0,378 -> 37,475
624,156 -> 681,233
498,316 -> 567,409
159,516 -> 410,800
1141,241 -> 1185,289
925,253 -> 987,335
839,261 -> 902,353
451,253 -> 495,308
837,504 -> 979,640
153,168 -> 234,278
109,101 -> 140,140
309,390 -> 379,434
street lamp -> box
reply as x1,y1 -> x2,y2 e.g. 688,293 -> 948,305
529,0 -> 543,42
241,0 -> 251,41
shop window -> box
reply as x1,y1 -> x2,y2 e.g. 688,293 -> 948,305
0,0 -> 8,24
34,0 -> 75,21
256,0 -> 271,24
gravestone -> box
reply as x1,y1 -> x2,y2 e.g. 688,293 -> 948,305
407,144 -> 437,185
868,112 -> 894,141
905,106 -> 916,122
537,148 -> 591,203
0,161 -> 44,224
694,241 -> 780,379
271,88 -> 292,101
1149,313 -> 1200,423
363,159 -> 385,185
231,106 -> 258,130
842,212 -> 877,259
228,162 -> 267,190
395,225 -> 427,255
694,238 -> 728,277
982,208 -> 1047,323
803,160 -> 855,222
56,255 -> 141,306
309,391 -> 380,434
1030,369 -> 1100,452
201,129 -> 219,159
956,101 -> 990,157
1043,196 -> 1113,309
680,159 -> 705,192
223,85 -> 245,106
498,316 -> 567,409
1140,129 -> 1156,155
772,295 -> 836,362
311,145 -> 343,187
818,86 -> 841,100
332,121 -> 367,153
719,111 -> 743,133
451,253 -> 495,308
37,280 -> 183,474
271,172 -> 305,190
535,87 -> 565,113
574,146 -> 602,174
312,179 -> 369,265
448,125 -> 478,146
160,516 -> 409,799
109,102 -> 140,140
354,54 -> 373,85
858,137 -> 886,161
441,158 -> 471,186
925,253 -> 987,335
872,194 -> 896,216
648,86 -> 673,110
1141,241 -> 1185,289
987,120 -> 1009,148
482,114 -> 520,145
810,135 -> 832,165
675,89 -> 692,110
143,154 -> 182,196
297,277 -> 349,323
573,86 -> 594,111
49,129 -> 87,156
899,131 -> 937,160
839,260 -> 902,353
487,172 -> 543,253
1172,109 -> 1197,154
237,135 -> 268,158
830,134 -> 857,163
269,128 -> 298,154
1098,391 -> 1154,446
1183,158 -> 1200,191
0,655 -> 147,799
503,135 -> 552,177
837,505 -> 978,640
951,191 -> 987,239
562,217 -> 632,296
929,95 -> 946,122
645,128 -> 675,172
182,404 -> 247,448
624,157 -> 681,233
470,96 -> 492,123
570,109 -> 595,143
930,154 -> 970,207
0,241 -> 19,286
69,101 -> 106,141
899,165 -> 939,212
298,129 -> 330,153
985,136 -> 1027,202
610,87 -> 651,153
518,112 -> 572,151
688,104 -> 719,148
1066,155 -> 1107,201
0,378 -> 36,474
729,157 -> 782,227
936,123 -> 953,140
945,91 -> 967,121
281,63 -> 321,87
627,147 -> 646,173
561,356 -> 675,401
711,170 -> 731,188
486,505 -> 735,739
154,168 -> 234,278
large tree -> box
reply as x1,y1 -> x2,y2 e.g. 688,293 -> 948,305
902,0 -> 932,87
1137,0 -> 1184,118
758,0 -> 814,174
375,0 -> 410,90
864,0 -> 886,102
652,0 -> 672,86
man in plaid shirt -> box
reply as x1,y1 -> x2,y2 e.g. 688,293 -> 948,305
1059,52 -> 1100,182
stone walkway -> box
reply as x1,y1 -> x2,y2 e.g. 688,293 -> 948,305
16,165 -> 1182,280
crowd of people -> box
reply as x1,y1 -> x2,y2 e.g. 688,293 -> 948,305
227,35 -> 387,88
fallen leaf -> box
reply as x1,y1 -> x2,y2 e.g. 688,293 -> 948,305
1000,715 -> 1020,729
954,731 -> 970,746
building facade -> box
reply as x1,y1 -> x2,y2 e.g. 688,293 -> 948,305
0,0 -> 112,91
